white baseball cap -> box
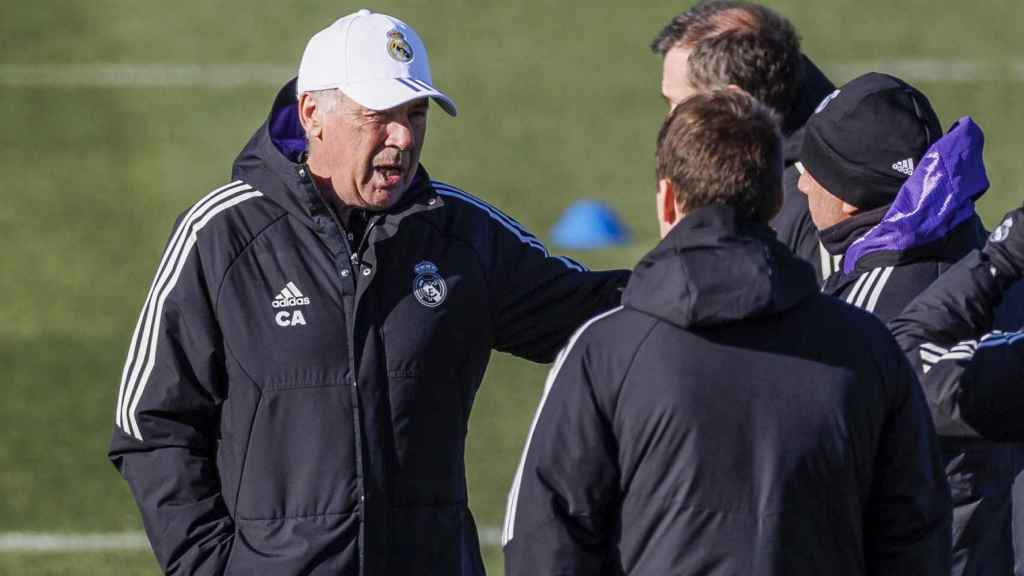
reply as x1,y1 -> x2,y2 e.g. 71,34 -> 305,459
296,9 -> 457,117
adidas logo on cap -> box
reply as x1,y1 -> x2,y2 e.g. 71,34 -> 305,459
892,158 -> 915,176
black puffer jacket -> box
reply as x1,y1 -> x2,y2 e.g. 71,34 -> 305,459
503,206 -> 950,575
891,250 -> 1024,576
108,79 -> 628,576
815,116 -> 1024,574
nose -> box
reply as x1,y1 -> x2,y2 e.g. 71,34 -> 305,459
385,118 -> 415,151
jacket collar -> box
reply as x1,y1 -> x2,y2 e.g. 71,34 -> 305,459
818,205 -> 889,258
623,205 -> 817,329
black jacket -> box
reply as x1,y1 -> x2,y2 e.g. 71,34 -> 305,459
771,55 -> 836,284
821,210 -> 988,323
891,250 -> 1024,440
823,200 -> 1024,575
890,251 -> 1024,576
503,206 -> 950,576
108,79 -> 628,576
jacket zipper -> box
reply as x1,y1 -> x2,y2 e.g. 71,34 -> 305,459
349,215 -> 381,274
297,165 -> 367,574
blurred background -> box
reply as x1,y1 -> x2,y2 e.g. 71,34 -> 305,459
1,1 -> 1022,573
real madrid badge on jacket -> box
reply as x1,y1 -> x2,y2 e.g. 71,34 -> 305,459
413,261 -> 446,308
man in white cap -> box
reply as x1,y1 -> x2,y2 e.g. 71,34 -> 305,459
108,9 -> 628,576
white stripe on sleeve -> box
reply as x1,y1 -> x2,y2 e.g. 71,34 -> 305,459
502,306 -> 623,546
864,266 -> 895,313
116,180 -> 248,431
432,182 -> 588,272
117,183 -> 262,440
853,267 -> 883,309
845,272 -> 869,305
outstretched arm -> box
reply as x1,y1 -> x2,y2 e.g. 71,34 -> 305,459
890,205 -> 1024,439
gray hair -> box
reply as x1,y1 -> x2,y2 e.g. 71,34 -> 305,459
305,88 -> 346,114
299,88 -> 348,142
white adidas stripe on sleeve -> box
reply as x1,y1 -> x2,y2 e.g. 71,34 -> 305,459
116,180 -> 247,433
843,266 -> 894,314
502,306 -> 623,546
116,182 -> 262,441
845,273 -> 869,305
918,337 -> 988,374
853,267 -> 883,309
864,266 -> 894,313
432,182 -> 588,272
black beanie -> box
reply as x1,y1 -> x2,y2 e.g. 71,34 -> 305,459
800,72 -> 942,210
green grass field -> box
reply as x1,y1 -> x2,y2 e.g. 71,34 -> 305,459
2,1 -> 1023,573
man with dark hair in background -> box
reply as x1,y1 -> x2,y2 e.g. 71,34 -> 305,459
651,0 -> 837,282
800,71 -> 1024,575
502,89 -> 950,576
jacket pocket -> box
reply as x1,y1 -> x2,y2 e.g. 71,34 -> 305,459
224,513 -> 359,576
234,384 -> 359,520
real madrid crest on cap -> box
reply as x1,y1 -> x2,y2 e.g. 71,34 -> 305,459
413,261 -> 446,308
386,30 -> 414,63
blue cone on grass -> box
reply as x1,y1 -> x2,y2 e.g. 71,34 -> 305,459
550,200 -> 629,250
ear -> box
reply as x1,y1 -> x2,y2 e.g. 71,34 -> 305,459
657,178 -> 679,231
297,93 -> 322,141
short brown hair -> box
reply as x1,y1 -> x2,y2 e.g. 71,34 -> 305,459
655,89 -> 783,223
651,1 -> 804,115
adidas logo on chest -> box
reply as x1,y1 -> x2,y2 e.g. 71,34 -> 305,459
271,281 -> 309,327
271,281 -> 310,308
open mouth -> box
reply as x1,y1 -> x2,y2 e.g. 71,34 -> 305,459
374,165 -> 403,186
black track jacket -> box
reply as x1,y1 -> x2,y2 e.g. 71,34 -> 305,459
503,206 -> 950,575
108,79 -> 628,576
890,251 -> 1024,575
891,249 -> 1024,439
821,203 -> 1024,575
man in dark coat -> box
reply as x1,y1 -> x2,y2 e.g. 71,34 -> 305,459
800,71 -> 1024,575
651,0 -> 836,282
108,10 -> 627,576
502,89 -> 950,575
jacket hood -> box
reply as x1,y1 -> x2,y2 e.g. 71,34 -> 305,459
231,78 -> 434,228
231,78 -> 316,225
842,117 -> 988,273
783,55 -> 836,165
623,205 -> 818,329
